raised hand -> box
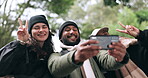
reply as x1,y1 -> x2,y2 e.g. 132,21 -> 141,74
17,18 -> 30,42
108,41 -> 127,62
119,37 -> 137,48
116,22 -> 140,37
74,40 -> 101,64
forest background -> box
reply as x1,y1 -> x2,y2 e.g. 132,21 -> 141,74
0,0 -> 148,49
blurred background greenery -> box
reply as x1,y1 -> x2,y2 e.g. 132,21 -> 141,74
0,0 -> 148,48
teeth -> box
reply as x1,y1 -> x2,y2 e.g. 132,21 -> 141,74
38,34 -> 45,36
70,36 -> 75,39
67,34 -> 77,39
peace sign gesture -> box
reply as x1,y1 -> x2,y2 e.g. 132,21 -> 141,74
116,22 -> 140,37
17,18 -> 30,42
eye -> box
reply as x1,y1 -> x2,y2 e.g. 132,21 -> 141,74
43,25 -> 48,29
65,28 -> 71,31
33,26 -> 40,30
73,28 -> 78,31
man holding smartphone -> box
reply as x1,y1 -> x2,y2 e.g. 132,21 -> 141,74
48,21 -> 129,78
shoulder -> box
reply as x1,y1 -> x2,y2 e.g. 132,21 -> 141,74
0,40 -> 21,51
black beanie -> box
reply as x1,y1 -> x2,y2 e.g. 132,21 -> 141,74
59,21 -> 80,40
28,15 -> 49,34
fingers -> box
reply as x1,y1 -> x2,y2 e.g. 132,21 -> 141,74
75,42 -> 101,63
108,42 -> 126,62
118,22 -> 135,32
17,18 -> 30,41
125,25 -> 133,31
76,40 -> 101,59
116,29 -> 128,34
116,23 -> 135,34
118,22 -> 126,29
18,18 -> 23,28
116,22 -> 128,34
81,40 -> 98,46
25,20 -> 28,30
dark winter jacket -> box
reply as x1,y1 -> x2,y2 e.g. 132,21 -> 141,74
127,30 -> 148,76
0,40 -> 52,78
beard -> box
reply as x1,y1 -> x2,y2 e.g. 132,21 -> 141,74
61,36 -> 81,46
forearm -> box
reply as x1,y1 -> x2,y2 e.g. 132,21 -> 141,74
96,50 -> 129,71
48,51 -> 82,77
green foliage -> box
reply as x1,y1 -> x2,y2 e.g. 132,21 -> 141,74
103,0 -> 130,7
119,0 -> 130,6
110,7 -> 148,38
139,21 -> 148,30
130,0 -> 148,11
67,5 -> 86,22
80,23 -> 98,39
47,0 -> 75,15
0,28 -> 14,47
117,7 -> 139,26
109,7 -> 138,38
135,9 -> 148,24
104,0 -> 118,7
64,1 -> 147,39
48,18 -> 60,33
78,4 -> 119,39
120,0 -> 130,2
87,4 -> 118,25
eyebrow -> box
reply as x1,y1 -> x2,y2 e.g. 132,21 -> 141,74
65,26 -> 77,29
33,24 -> 47,27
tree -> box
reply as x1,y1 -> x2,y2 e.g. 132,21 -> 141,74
0,0 -> 33,48
104,0 -> 118,7
103,0 -> 130,7
135,9 -> 148,24
110,7 -> 147,38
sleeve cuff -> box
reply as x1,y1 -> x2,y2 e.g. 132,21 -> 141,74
68,51 -> 83,67
119,53 -> 129,64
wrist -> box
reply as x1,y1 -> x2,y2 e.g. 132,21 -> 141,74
17,39 -> 27,45
73,52 -> 83,64
133,30 -> 140,37
119,53 -> 129,64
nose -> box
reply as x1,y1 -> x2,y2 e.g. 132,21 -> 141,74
70,29 -> 74,33
39,28 -> 43,32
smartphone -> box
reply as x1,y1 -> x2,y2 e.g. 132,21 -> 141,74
89,35 -> 119,50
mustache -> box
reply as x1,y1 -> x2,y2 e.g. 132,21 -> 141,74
67,33 -> 77,38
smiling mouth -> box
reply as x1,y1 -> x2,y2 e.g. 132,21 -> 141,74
67,33 -> 77,38
37,34 -> 46,36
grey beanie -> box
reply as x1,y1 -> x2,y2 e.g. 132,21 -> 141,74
59,21 -> 80,39
28,15 -> 49,34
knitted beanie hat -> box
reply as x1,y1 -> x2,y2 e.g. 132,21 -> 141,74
59,21 -> 80,39
28,15 -> 49,34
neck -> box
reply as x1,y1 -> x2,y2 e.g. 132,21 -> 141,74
38,41 -> 44,48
